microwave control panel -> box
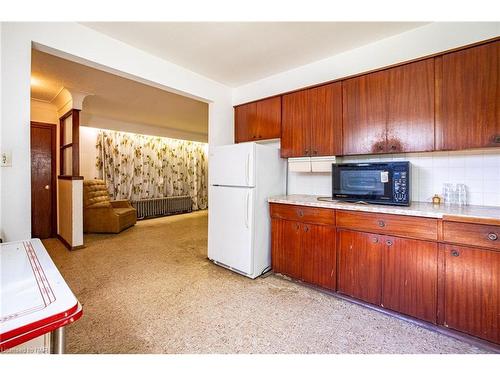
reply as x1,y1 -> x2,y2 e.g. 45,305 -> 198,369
393,171 -> 409,204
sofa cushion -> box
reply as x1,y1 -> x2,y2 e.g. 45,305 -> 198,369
83,179 -> 112,208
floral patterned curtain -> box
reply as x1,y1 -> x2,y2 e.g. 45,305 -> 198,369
95,129 -> 208,210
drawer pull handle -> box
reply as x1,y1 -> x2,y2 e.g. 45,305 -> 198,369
487,232 -> 498,241
372,237 -> 379,243
304,225 -> 309,232
298,210 -> 304,217
378,220 -> 385,228
451,250 -> 460,257
386,240 -> 393,246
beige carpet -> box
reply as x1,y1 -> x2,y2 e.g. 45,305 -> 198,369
43,211 -> 488,354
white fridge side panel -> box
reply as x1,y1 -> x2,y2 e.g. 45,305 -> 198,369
209,143 -> 255,187
208,186 -> 254,275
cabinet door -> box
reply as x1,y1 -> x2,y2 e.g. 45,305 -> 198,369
387,59 -> 435,153
271,218 -> 302,279
281,89 -> 311,157
382,237 -> 438,323
234,102 -> 257,143
309,83 -> 343,156
338,230 -> 383,305
443,244 -> 500,344
436,41 -> 500,150
255,96 -> 281,140
342,70 -> 388,155
301,224 -> 336,290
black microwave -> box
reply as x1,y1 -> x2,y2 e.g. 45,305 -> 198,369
332,162 -> 410,206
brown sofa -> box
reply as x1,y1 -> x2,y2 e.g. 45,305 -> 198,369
83,179 -> 137,233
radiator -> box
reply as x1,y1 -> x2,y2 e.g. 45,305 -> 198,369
131,196 -> 192,220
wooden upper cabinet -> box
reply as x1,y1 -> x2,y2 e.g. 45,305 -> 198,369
436,41 -> 500,151
281,89 -> 310,157
234,97 -> 281,143
343,59 -> 435,155
442,244 -> 500,344
342,70 -> 388,155
387,59 -> 435,153
281,82 -> 342,157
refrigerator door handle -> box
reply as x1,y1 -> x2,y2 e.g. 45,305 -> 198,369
245,191 -> 250,228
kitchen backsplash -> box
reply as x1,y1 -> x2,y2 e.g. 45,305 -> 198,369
287,149 -> 500,207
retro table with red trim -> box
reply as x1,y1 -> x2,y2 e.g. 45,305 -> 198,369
0,239 -> 82,353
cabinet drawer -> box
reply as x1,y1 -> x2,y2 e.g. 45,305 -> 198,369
443,221 -> 500,250
336,210 -> 438,241
269,203 -> 335,225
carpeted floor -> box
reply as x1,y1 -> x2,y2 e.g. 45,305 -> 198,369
43,210 -> 489,354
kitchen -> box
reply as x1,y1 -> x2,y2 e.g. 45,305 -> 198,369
208,37 -> 500,350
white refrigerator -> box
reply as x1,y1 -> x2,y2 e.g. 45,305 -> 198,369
208,142 -> 286,279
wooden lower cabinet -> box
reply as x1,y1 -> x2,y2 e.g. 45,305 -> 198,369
301,224 -> 336,290
442,244 -> 500,344
337,230 -> 383,305
382,237 -> 438,323
271,218 -> 336,290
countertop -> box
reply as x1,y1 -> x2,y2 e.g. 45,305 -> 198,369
268,194 -> 500,224
0,239 -> 82,351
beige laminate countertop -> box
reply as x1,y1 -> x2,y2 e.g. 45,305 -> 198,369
268,194 -> 500,225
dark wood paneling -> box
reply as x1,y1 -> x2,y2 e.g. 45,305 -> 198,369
271,218 -> 302,279
342,70 -> 388,155
387,59 -> 435,153
336,210 -> 438,241
255,96 -> 281,140
337,230 -> 382,305
436,41 -> 500,150
234,102 -> 256,143
281,89 -> 311,157
301,224 -> 336,290
309,82 -> 343,156
382,236 -> 438,323
270,203 -> 335,226
443,244 -> 500,344
31,122 -> 56,238
443,221 -> 500,251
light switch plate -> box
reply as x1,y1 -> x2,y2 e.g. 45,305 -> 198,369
1,150 -> 12,167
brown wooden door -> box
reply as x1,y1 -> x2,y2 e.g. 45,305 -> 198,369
442,244 -> 500,344
309,83 -> 343,156
301,223 -> 336,290
436,41 -> 500,150
387,59 -> 435,153
234,102 -> 257,143
254,96 -> 281,140
271,218 -> 302,279
342,70 -> 388,155
281,89 -> 311,157
382,236 -> 438,323
337,230 -> 383,305
31,122 -> 56,239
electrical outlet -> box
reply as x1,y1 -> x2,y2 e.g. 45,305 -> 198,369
1,150 -> 12,167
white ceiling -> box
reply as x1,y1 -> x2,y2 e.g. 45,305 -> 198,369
31,49 -> 208,137
82,22 -> 429,87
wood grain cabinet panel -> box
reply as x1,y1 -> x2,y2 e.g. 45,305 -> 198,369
443,221 -> 500,250
436,41 -> 500,150
342,70 -> 388,155
270,203 -> 335,226
338,230 -> 383,305
382,237 -> 438,323
281,83 -> 342,157
234,97 -> 281,143
387,59 -> 435,153
301,224 -> 336,290
336,210 -> 438,241
442,244 -> 500,344
271,218 -> 302,279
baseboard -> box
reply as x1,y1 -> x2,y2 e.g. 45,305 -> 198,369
56,234 -> 85,251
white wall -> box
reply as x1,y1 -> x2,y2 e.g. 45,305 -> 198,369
31,100 -> 59,124
0,22 -> 233,241
233,22 -> 500,104
288,149 -> 500,207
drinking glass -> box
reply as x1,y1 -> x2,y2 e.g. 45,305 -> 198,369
443,183 -> 455,205
456,184 -> 467,206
